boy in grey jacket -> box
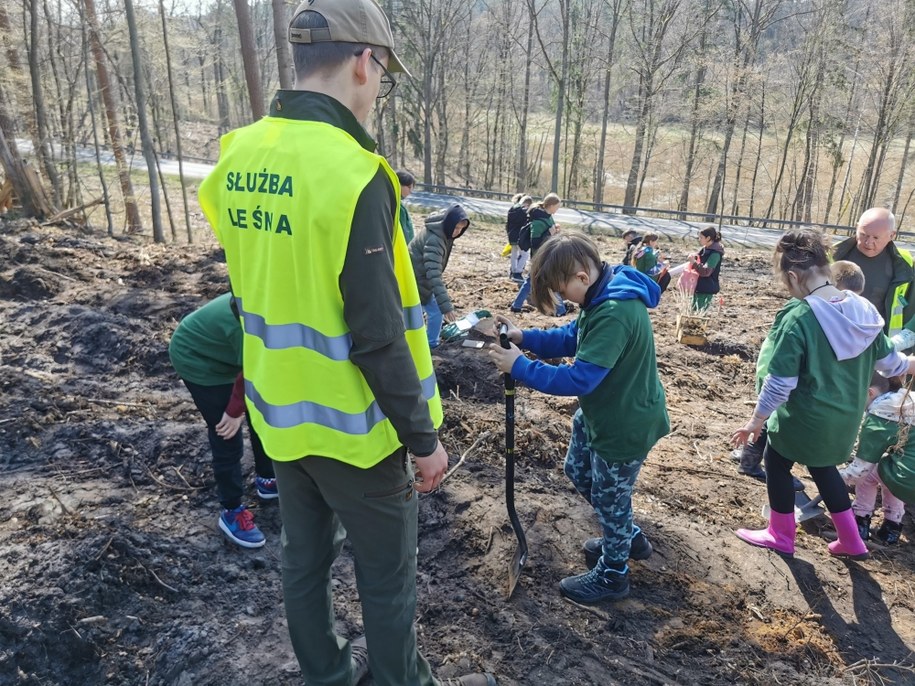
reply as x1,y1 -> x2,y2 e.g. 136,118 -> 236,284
408,204 -> 470,348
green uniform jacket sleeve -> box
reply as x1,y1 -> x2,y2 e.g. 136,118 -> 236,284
340,166 -> 438,457
399,203 -> 414,244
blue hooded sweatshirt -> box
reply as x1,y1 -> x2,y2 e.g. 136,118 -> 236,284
511,264 -> 660,395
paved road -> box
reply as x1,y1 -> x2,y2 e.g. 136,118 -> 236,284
22,138 -> 912,251
408,191 -> 855,251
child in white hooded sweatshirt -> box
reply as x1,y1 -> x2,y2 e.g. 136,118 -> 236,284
732,230 -> 915,560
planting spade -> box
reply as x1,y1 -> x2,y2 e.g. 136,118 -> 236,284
761,491 -> 826,523
500,324 -> 528,598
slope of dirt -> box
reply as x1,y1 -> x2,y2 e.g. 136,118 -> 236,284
1,217 -> 914,686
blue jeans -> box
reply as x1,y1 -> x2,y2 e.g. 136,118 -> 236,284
564,409 -> 644,569
423,297 -> 444,348
511,276 -> 566,315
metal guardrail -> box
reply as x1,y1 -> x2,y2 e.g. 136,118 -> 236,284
413,182 -> 879,238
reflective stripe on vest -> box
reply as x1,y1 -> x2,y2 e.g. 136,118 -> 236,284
199,117 -> 443,465
235,297 -> 425,360
245,373 -> 438,433
889,248 -> 914,336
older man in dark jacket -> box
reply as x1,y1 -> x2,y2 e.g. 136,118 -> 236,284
832,208 -> 915,337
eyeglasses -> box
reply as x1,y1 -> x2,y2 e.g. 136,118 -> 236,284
371,54 -> 397,98
355,50 -> 397,99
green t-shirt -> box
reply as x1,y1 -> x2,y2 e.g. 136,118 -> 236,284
634,247 -> 659,274
856,414 -> 898,464
530,214 -> 554,239
168,293 -> 243,386
701,252 -> 721,271
576,298 -> 670,462
763,299 -> 895,467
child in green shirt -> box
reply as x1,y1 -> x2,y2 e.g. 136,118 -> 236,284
169,293 -> 277,548
841,373 -> 911,545
490,232 -> 669,604
732,230 -> 915,560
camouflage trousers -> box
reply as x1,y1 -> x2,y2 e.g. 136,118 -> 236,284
564,409 -> 645,569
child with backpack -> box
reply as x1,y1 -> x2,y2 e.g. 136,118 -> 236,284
631,232 -> 671,293
840,372 -> 911,545
506,194 -> 533,283
732,230 -> 915,560
490,232 -> 669,604
169,293 -> 277,548
408,204 -> 470,348
511,193 -> 566,316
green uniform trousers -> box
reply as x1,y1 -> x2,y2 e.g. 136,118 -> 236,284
692,293 -> 715,311
274,448 -> 437,686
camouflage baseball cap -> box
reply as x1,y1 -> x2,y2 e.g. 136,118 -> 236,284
288,0 -> 410,76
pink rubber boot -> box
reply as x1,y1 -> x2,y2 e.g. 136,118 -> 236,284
736,510 -> 796,556
828,509 -> 869,560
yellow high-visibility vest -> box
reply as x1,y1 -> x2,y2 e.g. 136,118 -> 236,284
889,248 -> 914,336
199,117 -> 442,465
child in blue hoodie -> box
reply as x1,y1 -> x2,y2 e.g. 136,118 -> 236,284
489,232 -> 669,604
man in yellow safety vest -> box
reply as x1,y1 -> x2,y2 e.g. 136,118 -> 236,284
832,207 -> 915,339
198,1 -> 495,684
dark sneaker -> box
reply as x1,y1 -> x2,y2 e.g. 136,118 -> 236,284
350,635 -> 369,684
855,514 -> 872,542
583,531 -> 652,568
440,674 -> 498,686
737,464 -> 767,482
559,566 -> 629,604
510,273 -> 524,284
255,476 -> 279,500
873,520 -> 902,545
509,307 -> 523,314
218,505 -> 266,548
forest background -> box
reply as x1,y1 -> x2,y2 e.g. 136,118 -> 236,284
0,0 -> 913,242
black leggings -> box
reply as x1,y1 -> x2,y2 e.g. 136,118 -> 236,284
764,442 -> 851,515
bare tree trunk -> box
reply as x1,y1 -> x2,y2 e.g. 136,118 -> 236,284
549,0 -> 569,193
232,0 -> 266,120
517,13 -> 533,190
594,0 -> 623,206
730,104 -> 752,216
81,22 -> 113,235
213,27 -> 231,134
624,72 -> 650,210
25,0 -> 62,209
747,85 -> 765,219
678,58 -> 707,212
42,0 -> 80,208
160,0 -> 193,243
435,61 -> 447,185
893,113 -> 914,212
271,0 -> 293,89
83,0 -> 142,233
0,80 -> 53,218
124,0 -> 164,242
836,119 -> 861,224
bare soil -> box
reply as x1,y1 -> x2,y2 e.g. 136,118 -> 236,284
1,216 -> 914,686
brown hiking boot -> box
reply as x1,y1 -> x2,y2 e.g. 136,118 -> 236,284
440,674 -> 498,686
